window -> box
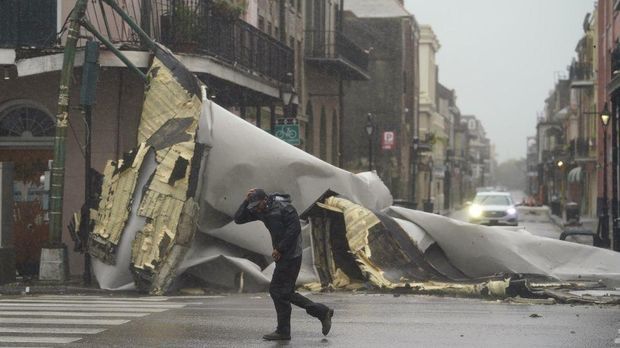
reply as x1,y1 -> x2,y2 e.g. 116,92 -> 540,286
320,106 -> 327,160
258,16 -> 265,32
305,102 -> 314,154
267,22 -> 272,36
0,102 -> 54,138
332,110 -> 338,164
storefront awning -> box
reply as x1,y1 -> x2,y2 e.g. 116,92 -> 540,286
568,167 -> 583,183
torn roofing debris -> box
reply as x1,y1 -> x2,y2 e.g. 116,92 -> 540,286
86,45 -> 620,304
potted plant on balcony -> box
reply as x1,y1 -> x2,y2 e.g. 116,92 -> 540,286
161,1 -> 202,52
210,0 -> 246,20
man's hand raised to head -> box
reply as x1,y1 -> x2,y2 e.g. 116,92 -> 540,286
246,188 -> 256,201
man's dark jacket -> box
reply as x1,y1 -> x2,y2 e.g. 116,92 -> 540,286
234,193 -> 303,260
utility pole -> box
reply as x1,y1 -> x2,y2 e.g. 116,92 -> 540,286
612,100 -> 619,251
39,0 -> 89,281
79,40 -> 100,285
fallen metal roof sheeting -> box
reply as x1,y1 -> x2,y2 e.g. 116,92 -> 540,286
88,48 -> 620,304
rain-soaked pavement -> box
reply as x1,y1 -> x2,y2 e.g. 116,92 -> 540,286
2,195 -> 615,347
16,293 -> 607,347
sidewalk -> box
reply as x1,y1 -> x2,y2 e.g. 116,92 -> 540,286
0,275 -> 108,296
547,206 -> 597,232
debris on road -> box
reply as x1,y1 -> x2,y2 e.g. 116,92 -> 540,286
85,44 -> 620,305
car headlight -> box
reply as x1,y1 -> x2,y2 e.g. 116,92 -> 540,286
506,207 -> 517,215
469,204 -> 483,218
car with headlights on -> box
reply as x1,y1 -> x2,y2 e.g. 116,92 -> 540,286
468,191 -> 518,226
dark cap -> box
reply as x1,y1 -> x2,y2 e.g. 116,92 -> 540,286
247,189 -> 268,210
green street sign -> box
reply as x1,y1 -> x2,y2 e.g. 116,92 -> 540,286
274,124 -> 300,145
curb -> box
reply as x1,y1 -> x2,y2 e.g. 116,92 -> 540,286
0,284 -> 109,296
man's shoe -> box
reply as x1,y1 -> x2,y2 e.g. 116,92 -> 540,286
321,308 -> 334,336
262,331 -> 291,341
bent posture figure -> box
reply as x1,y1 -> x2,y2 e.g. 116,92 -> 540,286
234,188 -> 334,341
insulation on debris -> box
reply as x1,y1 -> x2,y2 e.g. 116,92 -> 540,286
301,192 -> 620,300
89,46 -> 205,294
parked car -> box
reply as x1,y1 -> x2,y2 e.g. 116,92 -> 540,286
468,191 -> 518,226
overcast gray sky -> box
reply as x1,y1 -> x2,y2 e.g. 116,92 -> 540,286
403,0 -> 594,162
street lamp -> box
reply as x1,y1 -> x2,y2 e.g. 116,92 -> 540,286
366,113 -> 374,171
274,80 -> 298,136
280,83 -> 298,118
598,103 -> 611,248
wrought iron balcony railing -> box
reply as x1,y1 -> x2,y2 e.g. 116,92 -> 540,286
157,0 -> 294,83
0,0 -> 58,49
569,62 -> 593,83
1,0 -> 293,84
304,30 -> 369,80
570,137 -> 595,159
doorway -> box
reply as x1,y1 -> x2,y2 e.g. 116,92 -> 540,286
0,100 -> 54,277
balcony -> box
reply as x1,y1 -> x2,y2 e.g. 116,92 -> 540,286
569,62 -> 593,88
304,30 -> 370,80
610,42 -> 620,93
0,0 -> 57,49
569,137 -> 595,161
158,0 -> 293,84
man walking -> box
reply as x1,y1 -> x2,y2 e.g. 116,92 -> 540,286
234,188 -> 334,341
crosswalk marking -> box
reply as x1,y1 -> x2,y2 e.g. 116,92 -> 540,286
0,327 -> 105,334
0,311 -> 150,317
0,295 -> 191,346
0,302 -> 183,309
34,295 -> 171,301
0,299 -> 184,306
0,318 -> 130,325
0,305 -> 167,312
0,336 -> 83,344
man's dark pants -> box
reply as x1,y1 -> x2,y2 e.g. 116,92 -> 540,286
269,256 -> 329,335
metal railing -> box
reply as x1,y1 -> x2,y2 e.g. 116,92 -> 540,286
570,137 -> 594,158
1,0 -> 293,84
304,30 -> 368,71
159,0 -> 293,82
612,42 -> 620,77
569,62 -> 593,82
0,0 -> 58,48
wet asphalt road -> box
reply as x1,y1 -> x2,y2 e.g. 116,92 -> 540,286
3,198 -> 615,347
47,293 -> 618,348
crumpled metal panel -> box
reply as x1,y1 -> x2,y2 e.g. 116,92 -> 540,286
89,143 -> 150,264
88,43 -> 620,302
301,193 -> 620,300
90,50 -> 204,294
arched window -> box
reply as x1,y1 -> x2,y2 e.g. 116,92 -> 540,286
305,101 -> 314,154
0,100 -> 55,147
331,109 -> 338,165
320,106 -> 327,160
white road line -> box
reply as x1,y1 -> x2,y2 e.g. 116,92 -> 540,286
615,337 -> 620,344
0,336 -> 83,344
0,327 -> 105,334
0,318 -> 129,325
0,299 -> 185,305
0,301 -> 185,308
0,311 -> 150,317
33,296 -> 170,301
0,305 -> 166,312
